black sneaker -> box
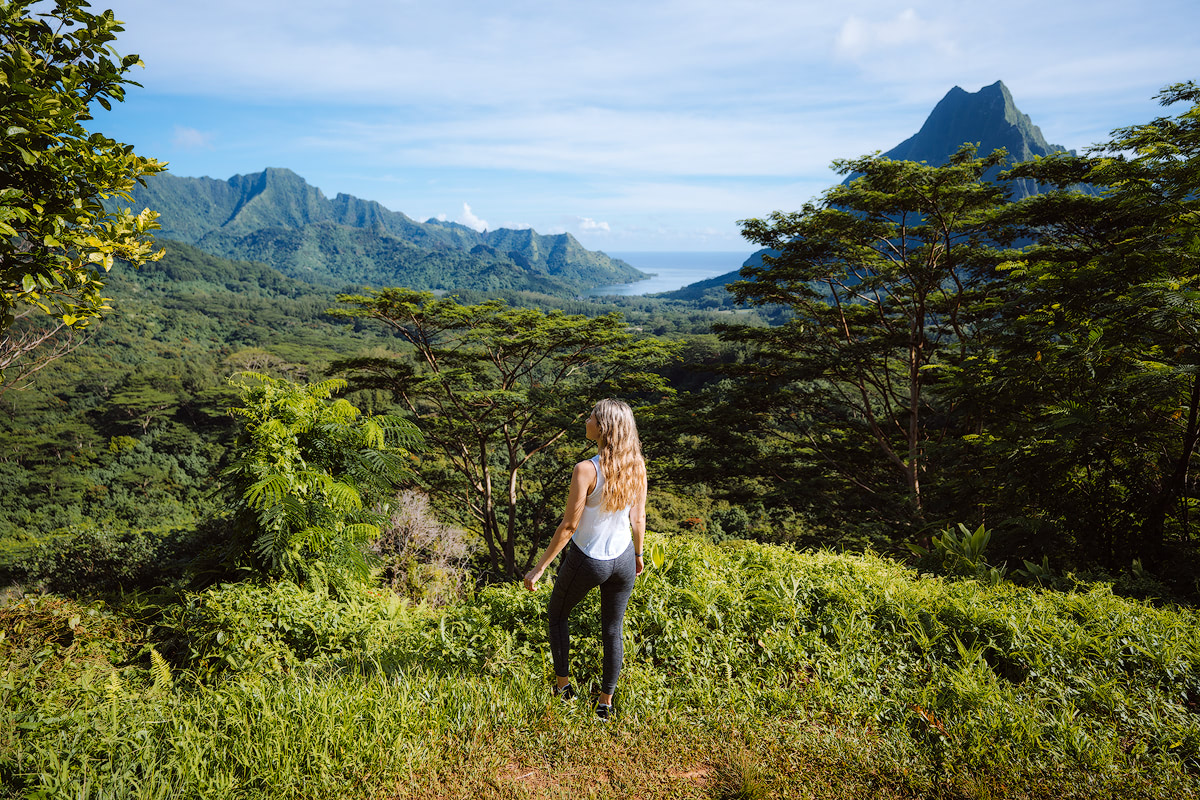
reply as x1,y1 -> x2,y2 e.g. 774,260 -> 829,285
553,683 -> 575,701
595,702 -> 613,721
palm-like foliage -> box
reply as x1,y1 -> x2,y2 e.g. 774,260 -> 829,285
217,373 -> 421,589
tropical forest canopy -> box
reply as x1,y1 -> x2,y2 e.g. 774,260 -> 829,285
1,74 -> 1198,600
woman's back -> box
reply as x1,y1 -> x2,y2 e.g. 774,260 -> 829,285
572,455 -> 633,560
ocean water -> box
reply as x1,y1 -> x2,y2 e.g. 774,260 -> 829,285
587,251 -> 749,296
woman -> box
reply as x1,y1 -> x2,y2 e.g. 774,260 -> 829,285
523,398 -> 647,720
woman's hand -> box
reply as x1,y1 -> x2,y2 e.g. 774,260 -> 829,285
521,460 -> 592,593
635,555 -> 645,577
523,567 -> 544,591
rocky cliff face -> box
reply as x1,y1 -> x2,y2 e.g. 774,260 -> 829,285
874,80 -> 1072,198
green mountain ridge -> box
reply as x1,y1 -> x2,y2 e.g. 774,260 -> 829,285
127,168 -> 645,294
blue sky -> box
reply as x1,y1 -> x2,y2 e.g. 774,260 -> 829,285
94,0 -> 1199,252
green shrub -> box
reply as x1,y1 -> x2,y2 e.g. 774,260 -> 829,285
213,373 -> 421,590
12,523 -> 204,595
154,581 -> 416,681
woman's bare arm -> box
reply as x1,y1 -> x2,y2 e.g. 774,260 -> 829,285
631,471 -> 647,576
523,459 -> 596,590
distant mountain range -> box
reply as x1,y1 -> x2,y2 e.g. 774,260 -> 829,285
127,168 -> 645,295
125,81 -> 1077,301
661,80 -> 1082,300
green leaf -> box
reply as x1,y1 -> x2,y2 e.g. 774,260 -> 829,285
245,474 -> 291,510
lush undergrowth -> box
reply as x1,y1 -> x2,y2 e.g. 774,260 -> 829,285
3,536 -> 1199,798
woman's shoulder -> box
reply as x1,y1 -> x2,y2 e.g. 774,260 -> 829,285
572,458 -> 598,494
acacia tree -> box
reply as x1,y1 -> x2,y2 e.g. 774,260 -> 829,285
726,146 -> 1012,516
1,0 -> 164,390
952,82 -> 1200,566
332,289 -> 676,577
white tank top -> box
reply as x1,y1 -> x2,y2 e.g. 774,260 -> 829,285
572,455 -> 633,560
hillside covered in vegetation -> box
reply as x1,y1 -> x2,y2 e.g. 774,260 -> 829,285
124,168 -> 646,296
4,537 -> 1198,798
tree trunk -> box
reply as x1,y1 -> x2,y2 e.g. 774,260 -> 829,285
1140,373 -> 1200,564
503,457 -> 519,578
907,307 -> 924,513
479,434 -> 500,574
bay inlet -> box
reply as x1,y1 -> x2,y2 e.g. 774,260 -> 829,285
587,251 -> 750,296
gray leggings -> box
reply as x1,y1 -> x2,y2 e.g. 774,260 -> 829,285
547,541 -> 636,695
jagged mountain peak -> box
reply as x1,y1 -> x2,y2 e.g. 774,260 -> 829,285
935,80 -> 1025,131
885,80 -> 1065,167
700,81 -> 1084,299
859,80 -> 1074,199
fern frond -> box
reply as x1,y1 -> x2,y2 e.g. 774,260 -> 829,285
326,481 -> 364,512
361,419 -> 385,449
296,525 -> 335,551
245,474 -> 291,510
300,470 -> 335,492
106,669 -> 123,703
253,523 -> 293,571
328,536 -> 372,585
307,378 -> 348,399
370,414 -> 424,448
356,449 -> 412,482
256,418 -> 292,441
328,397 -> 361,423
343,522 -> 380,543
149,646 -> 173,691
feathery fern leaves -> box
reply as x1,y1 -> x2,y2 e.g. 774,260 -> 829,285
216,372 -> 422,588
149,646 -> 173,693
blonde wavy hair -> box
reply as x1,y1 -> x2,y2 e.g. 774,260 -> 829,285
593,398 -> 646,512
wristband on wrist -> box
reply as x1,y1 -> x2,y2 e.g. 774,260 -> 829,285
635,552 -> 643,557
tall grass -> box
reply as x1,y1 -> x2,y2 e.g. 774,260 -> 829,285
3,536 -> 1198,798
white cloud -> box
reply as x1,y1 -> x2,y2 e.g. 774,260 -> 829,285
835,8 -> 955,61
108,0 -> 850,106
171,125 -> 213,149
457,203 -> 488,232
302,106 -> 888,179
578,217 -> 611,233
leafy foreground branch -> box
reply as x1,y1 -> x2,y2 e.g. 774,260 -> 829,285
3,536 -> 1198,799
